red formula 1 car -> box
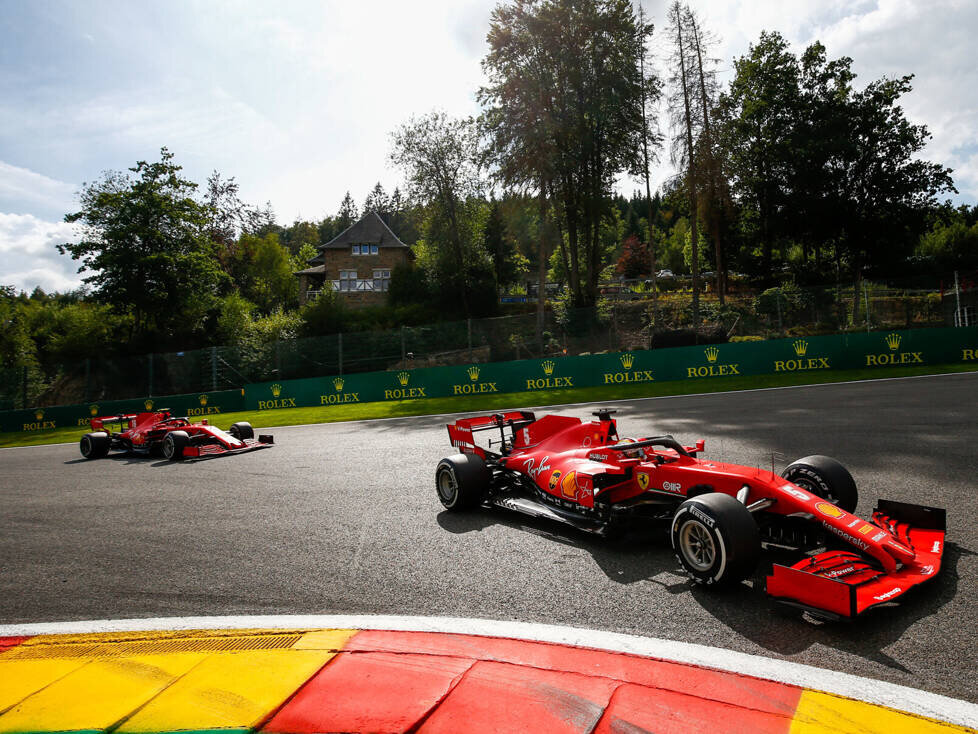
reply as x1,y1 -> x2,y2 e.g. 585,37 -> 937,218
437,409 -> 946,620
79,410 -> 273,461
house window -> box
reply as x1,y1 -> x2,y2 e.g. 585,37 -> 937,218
352,245 -> 360,255
339,270 -> 357,291
351,244 -> 378,255
370,244 -> 379,255
373,269 -> 392,292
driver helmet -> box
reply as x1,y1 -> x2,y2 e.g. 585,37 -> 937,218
618,437 -> 646,460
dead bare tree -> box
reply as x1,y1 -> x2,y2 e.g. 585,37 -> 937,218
686,6 -> 728,304
666,1 -> 701,332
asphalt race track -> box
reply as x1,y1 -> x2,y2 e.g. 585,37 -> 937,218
2,372 -> 976,704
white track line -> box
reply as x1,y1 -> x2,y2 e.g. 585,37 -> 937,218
6,369 -> 977,450
1,614 -> 975,728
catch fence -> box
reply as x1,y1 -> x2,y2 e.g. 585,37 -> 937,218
0,284 -> 954,411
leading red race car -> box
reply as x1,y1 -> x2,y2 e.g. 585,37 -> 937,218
437,409 -> 946,620
79,410 -> 273,461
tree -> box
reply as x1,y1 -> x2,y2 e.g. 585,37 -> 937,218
337,192 -> 359,230
716,31 -> 800,279
666,1 -> 709,327
390,111 -> 489,316
480,0 -> 660,308
59,148 -> 227,346
226,232 -> 299,314
363,182 -> 390,216
484,199 -> 530,289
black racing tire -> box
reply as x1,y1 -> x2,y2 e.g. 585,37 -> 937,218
671,493 -> 760,586
435,453 -> 491,511
229,421 -> 254,440
80,432 -> 110,459
782,455 -> 858,513
162,431 -> 190,461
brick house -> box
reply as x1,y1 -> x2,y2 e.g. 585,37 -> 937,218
296,211 -> 412,307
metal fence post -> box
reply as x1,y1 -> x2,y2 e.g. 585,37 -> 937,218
275,340 -> 281,378
84,358 -> 91,402
863,281 -> 871,332
338,333 -> 343,376
211,347 -> 218,392
21,365 -> 27,409
467,318 -> 472,362
401,326 -> 406,367
148,353 -> 154,397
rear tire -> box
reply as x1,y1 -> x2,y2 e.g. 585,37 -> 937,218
671,493 -> 760,586
162,431 -> 189,461
435,453 -> 491,511
229,421 -> 254,440
782,455 -> 858,512
80,432 -> 110,459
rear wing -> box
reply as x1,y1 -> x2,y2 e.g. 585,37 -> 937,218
447,411 -> 536,458
91,410 -> 173,432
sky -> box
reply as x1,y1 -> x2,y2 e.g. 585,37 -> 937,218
1,0 -> 976,294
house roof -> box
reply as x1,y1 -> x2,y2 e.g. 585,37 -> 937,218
319,211 -> 409,251
295,264 -> 325,276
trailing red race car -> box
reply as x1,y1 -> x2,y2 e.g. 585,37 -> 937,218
437,409 -> 946,620
79,410 -> 273,461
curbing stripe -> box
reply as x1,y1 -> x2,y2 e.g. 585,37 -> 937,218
1,615 -> 975,729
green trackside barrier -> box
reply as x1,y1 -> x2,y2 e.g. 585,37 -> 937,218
0,389 -> 245,435
244,326 -> 978,414
4,327 -> 975,432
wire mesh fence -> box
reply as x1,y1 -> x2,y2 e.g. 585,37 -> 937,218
1,284 -> 954,410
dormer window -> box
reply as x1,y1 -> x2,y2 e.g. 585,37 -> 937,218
351,244 -> 379,256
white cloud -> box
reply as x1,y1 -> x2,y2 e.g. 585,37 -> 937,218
0,213 -> 85,294
0,161 -> 77,219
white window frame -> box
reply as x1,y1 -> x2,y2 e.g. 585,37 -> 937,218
373,268 -> 392,292
338,270 -> 357,291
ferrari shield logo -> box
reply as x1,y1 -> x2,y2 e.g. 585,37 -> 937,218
549,470 -> 562,490
637,472 -> 650,491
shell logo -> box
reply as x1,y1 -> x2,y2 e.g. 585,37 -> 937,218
561,471 -> 577,498
815,501 -> 845,519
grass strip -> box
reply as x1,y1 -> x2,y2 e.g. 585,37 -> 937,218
2,362 -> 975,449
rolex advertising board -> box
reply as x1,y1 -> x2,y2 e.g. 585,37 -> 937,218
0,389 -> 244,434
4,327 -> 976,433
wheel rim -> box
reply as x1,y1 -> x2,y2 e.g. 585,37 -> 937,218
794,476 -> 835,504
437,468 -> 457,502
81,436 -> 91,456
163,436 -> 174,459
680,521 -> 716,572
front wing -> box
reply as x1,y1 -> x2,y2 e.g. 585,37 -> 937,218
766,499 -> 946,619
181,435 -> 274,459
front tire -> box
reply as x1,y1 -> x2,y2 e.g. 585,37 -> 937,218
162,431 -> 189,461
671,493 -> 760,586
80,432 -> 110,459
229,421 -> 254,440
435,453 -> 491,511
782,455 -> 858,512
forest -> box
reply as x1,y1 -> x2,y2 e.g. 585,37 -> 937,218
3,0 -> 976,408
